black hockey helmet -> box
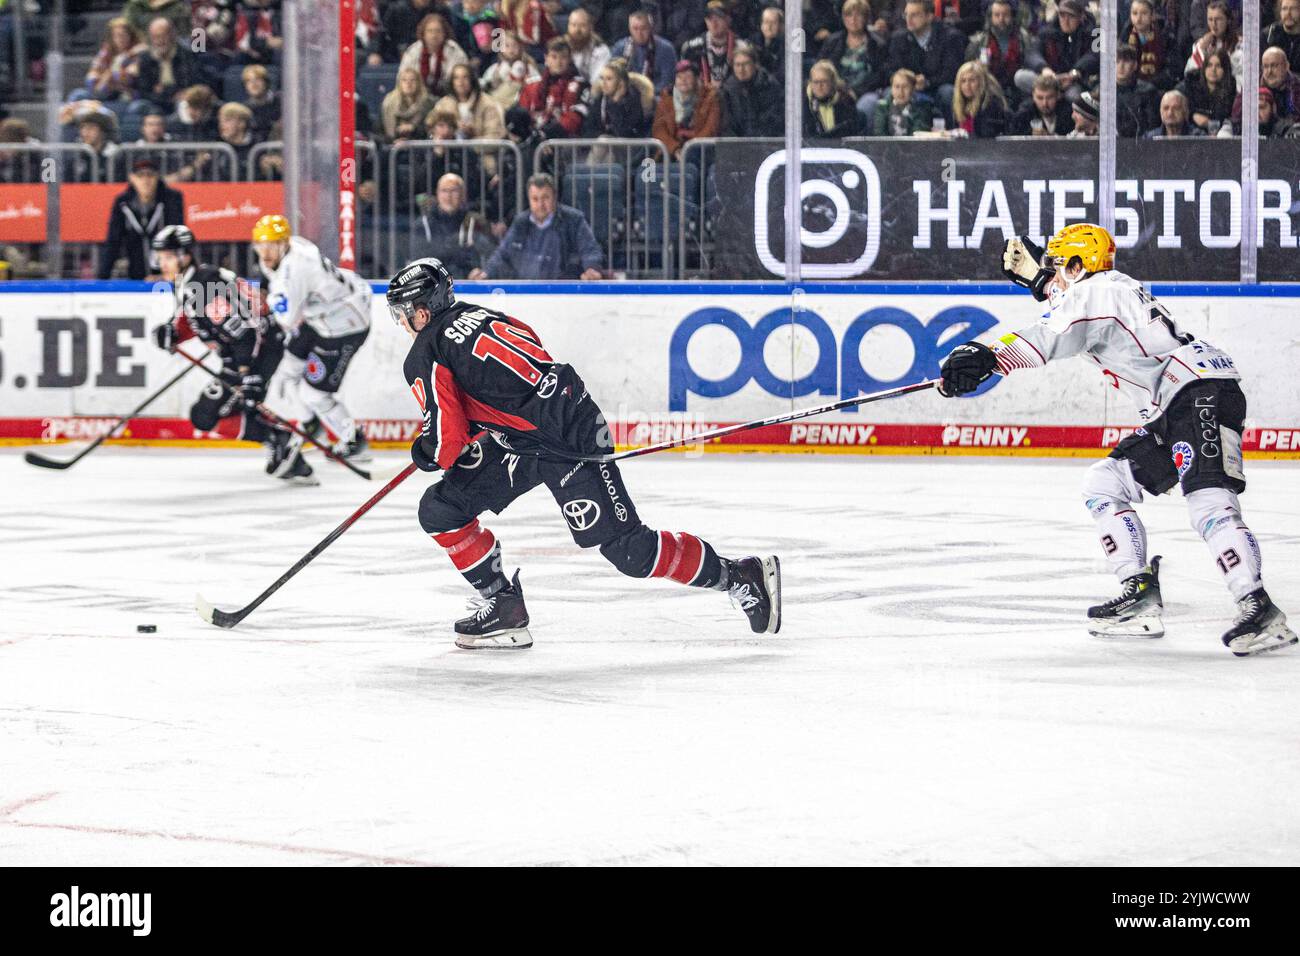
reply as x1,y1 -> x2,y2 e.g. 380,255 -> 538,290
386,257 -> 455,327
152,225 -> 196,253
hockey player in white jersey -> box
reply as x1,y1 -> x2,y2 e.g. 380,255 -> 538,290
938,222 -> 1296,657
252,215 -> 374,463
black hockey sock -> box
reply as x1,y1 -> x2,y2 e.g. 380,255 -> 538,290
433,520 -> 510,597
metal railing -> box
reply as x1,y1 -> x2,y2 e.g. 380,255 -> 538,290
386,138 -> 522,274
677,137 -> 781,280
533,137 -> 670,279
0,142 -> 98,278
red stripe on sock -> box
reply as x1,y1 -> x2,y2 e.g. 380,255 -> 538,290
650,530 -> 676,578
667,533 -> 703,584
433,520 -> 498,571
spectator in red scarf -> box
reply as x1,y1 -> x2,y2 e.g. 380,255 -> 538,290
399,11 -> 469,96
965,0 -> 1043,109
680,1 -> 737,88
516,38 -> 590,140
1122,0 -> 1178,91
500,0 -> 557,59
233,0 -> 284,66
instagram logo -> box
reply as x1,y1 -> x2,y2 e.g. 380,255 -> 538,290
754,148 -> 881,278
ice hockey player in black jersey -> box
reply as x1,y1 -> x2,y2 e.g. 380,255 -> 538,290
388,257 -> 781,649
149,225 -> 316,485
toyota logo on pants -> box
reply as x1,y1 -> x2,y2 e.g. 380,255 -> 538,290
563,499 -> 601,532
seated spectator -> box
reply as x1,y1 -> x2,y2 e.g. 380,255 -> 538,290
610,9 -> 678,94
566,7 -> 611,85
1253,85 -> 1300,136
232,0 -> 284,66
966,0 -> 1042,110
804,59 -> 863,137
1187,2 -> 1244,82
413,173 -> 496,278
166,85 -> 220,143
98,158 -> 184,279
215,101 -> 257,173
583,58 -> 651,138
469,173 -> 603,280
1019,0 -> 1098,104
481,31 -> 541,110
417,108 -> 482,197
400,11 -> 469,96
455,0 -> 500,71
1118,44 -> 1161,137
374,0 -> 439,64
112,107 -> 172,179
435,63 -> 507,141
1122,0 -> 1179,91
128,16 -> 203,110
66,109 -> 118,181
240,64 -> 280,140
1179,49 -> 1236,133
500,0 -> 557,58
871,67 -> 935,135
1143,89 -> 1207,137
752,4 -> 785,79
122,0 -> 189,34
1242,45 -> 1300,120
653,60 -> 721,157
886,0 -> 966,114
1262,0 -> 1300,75
935,0 -> 983,37
681,1 -> 739,87
803,0 -> 841,51
517,38 -> 590,140
947,61 -> 1007,137
0,118 -> 41,184
820,0 -> 890,123
1068,90 -> 1100,137
80,17 -> 145,102
721,43 -> 783,137
1009,73 -> 1074,135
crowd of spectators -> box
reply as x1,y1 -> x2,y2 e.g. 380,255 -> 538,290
4,0 -> 1300,280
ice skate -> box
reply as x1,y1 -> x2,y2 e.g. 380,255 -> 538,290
454,570 -> 533,649
1221,589 -> 1298,657
278,449 -> 319,486
336,426 -> 372,464
726,555 -> 781,634
1087,555 -> 1164,638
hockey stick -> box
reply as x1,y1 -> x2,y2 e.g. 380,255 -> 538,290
24,360 -> 201,470
501,379 -> 940,464
196,462 -> 419,628
172,348 -> 383,482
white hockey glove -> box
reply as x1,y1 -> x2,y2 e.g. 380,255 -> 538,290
1002,236 -> 1054,301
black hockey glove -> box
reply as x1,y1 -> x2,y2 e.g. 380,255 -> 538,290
152,322 -> 177,351
410,434 -> 441,473
1001,236 -> 1055,301
938,341 -> 999,397
239,373 -> 266,404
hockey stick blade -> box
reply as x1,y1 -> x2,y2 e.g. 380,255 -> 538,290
195,593 -> 243,629
23,451 -> 76,470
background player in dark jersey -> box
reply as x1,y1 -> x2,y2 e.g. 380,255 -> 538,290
387,258 -> 781,649
150,225 -> 316,485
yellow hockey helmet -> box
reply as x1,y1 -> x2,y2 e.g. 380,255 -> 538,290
1045,222 -> 1115,273
252,214 -> 291,244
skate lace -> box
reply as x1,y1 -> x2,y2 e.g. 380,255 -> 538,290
466,597 -> 497,622
728,582 -> 759,612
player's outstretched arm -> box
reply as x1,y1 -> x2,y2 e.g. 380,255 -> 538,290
1002,236 -> 1055,301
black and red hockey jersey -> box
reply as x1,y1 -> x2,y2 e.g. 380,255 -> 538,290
516,68 -> 589,138
403,301 -> 574,470
166,262 -> 275,369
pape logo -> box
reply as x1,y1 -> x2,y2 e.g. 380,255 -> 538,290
50,886 -> 151,937
669,305 -> 998,410
754,149 -> 882,278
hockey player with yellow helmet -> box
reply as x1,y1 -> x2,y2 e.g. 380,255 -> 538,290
938,223 -> 1296,658
252,214 -> 374,464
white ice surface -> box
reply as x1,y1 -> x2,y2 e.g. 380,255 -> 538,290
1,447 -> 1297,866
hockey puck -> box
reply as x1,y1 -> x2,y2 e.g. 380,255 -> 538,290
136,624 -> 157,633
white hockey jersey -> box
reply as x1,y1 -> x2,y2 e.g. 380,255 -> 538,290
261,236 -> 372,339
993,270 -> 1241,423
